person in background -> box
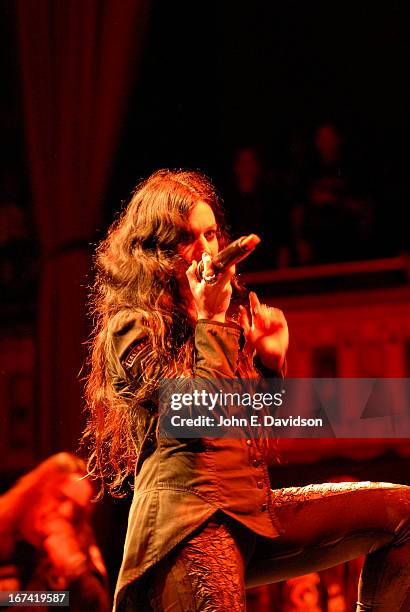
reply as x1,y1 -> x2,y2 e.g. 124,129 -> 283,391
0,453 -> 110,611
290,123 -> 376,265
269,130 -> 310,268
227,146 -> 287,271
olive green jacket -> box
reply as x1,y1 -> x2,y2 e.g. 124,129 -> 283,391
110,314 -> 281,609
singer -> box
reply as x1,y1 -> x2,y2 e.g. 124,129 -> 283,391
83,169 -> 410,611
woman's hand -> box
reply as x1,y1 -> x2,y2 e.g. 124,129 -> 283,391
186,253 -> 234,323
239,292 -> 289,372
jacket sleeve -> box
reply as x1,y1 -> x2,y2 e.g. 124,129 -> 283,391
108,312 -> 242,385
254,354 -> 287,379
107,310 -> 150,386
194,319 -> 241,379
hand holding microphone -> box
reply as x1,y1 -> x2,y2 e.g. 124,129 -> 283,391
196,234 -> 261,283
186,234 -> 261,323
186,253 -> 234,322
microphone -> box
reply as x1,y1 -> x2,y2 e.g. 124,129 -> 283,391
196,234 -> 261,281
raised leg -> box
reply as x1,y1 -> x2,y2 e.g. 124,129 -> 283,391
246,482 -> 410,611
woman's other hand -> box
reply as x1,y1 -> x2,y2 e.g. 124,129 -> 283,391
239,291 -> 288,372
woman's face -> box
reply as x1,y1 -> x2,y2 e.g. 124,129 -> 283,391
177,201 -> 219,264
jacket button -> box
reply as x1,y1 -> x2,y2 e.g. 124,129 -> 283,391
252,459 -> 260,468
257,481 -> 264,489
246,439 -> 252,446
261,503 -> 267,512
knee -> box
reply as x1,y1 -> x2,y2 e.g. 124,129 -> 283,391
381,484 -> 410,537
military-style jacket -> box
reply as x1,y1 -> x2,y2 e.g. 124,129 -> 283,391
110,313 -> 281,609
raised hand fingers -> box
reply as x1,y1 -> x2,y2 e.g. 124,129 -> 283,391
249,291 -> 264,326
249,291 -> 261,314
238,304 -> 251,335
272,307 -> 287,326
248,293 -> 286,331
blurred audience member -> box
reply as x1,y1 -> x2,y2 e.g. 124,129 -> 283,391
0,453 -> 110,611
226,146 -> 288,271
286,123 -> 376,266
270,130 -> 310,268
277,130 -> 310,210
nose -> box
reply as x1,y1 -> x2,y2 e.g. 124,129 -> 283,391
193,235 -> 210,260
199,234 -> 209,252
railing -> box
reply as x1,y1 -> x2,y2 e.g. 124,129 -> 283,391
241,255 -> 410,299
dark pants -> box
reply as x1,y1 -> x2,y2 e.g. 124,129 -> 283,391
122,482 -> 410,611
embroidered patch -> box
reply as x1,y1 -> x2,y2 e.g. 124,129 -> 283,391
122,339 -> 148,369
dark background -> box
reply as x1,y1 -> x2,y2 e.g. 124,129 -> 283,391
2,1 -> 408,232
107,1 -> 408,228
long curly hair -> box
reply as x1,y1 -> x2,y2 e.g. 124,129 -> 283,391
82,169 -> 257,498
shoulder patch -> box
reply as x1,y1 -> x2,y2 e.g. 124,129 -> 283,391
122,338 -> 148,370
